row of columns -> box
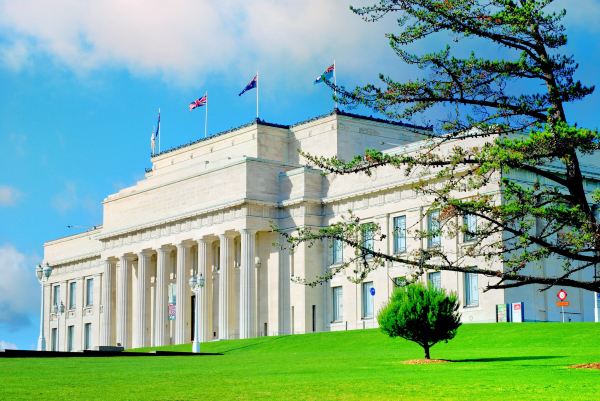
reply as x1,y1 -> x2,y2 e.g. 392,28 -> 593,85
99,230 -> 257,348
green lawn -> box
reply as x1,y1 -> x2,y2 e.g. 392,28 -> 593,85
1,323 -> 599,400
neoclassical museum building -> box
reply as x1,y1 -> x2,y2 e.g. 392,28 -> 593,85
40,110 -> 600,352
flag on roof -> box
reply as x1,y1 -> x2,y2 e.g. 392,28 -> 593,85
154,110 -> 160,139
189,94 -> 207,111
314,64 -> 335,84
238,74 -> 258,96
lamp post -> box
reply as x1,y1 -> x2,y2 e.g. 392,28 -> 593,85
189,273 -> 205,353
53,301 -> 65,351
36,263 -> 53,351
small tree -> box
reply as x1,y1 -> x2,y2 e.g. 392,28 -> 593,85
378,283 -> 461,360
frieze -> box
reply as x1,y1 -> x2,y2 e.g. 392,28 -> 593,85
100,204 -> 272,251
49,255 -> 101,276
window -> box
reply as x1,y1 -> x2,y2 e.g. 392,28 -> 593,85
69,282 -> 76,309
85,278 -> 94,307
362,225 -> 375,252
427,210 -> 441,248
67,325 -> 74,352
332,286 -> 343,322
428,272 -> 441,290
84,323 -> 92,350
331,238 -> 343,265
393,276 -> 408,288
53,285 -> 60,307
51,328 -> 58,351
465,273 -> 479,307
362,281 -> 374,319
463,214 -> 477,242
393,215 -> 407,253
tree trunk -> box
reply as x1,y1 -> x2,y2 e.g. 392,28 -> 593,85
423,343 -> 430,360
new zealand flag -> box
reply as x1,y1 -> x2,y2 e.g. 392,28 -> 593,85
239,75 -> 258,96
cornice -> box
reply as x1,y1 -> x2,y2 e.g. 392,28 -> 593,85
45,252 -> 101,268
104,156 -> 301,204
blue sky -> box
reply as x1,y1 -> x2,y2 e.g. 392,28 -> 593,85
0,0 -> 599,350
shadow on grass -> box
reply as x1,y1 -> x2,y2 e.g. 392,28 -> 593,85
220,336 -> 288,354
449,355 -> 565,363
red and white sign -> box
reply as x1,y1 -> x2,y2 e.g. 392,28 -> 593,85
557,289 -> 568,301
511,302 -> 524,323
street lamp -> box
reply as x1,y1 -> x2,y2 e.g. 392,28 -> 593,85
36,263 -> 53,351
52,301 -> 65,351
189,273 -> 205,353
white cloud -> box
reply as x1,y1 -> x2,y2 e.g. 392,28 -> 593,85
0,39 -> 29,70
0,244 -> 40,331
0,0 -> 399,84
0,185 -> 22,206
0,0 -> 594,85
51,181 -> 78,213
0,340 -> 17,350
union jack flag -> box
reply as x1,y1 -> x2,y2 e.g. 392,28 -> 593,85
189,94 -> 207,111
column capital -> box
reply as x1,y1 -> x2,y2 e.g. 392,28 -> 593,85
137,249 -> 154,258
218,231 -> 237,240
157,244 -> 175,254
195,236 -> 215,245
176,240 -> 194,250
120,254 -> 136,262
241,228 -> 258,236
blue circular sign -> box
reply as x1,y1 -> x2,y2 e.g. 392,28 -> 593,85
370,287 -> 375,296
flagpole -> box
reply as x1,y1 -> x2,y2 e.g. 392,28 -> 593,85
204,91 -> 208,138
158,107 -> 161,153
333,60 -> 337,110
151,126 -> 155,156
256,71 -> 259,119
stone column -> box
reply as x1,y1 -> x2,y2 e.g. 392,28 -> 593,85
218,233 -> 233,339
154,246 -> 169,346
175,242 -> 191,344
134,251 -> 151,348
116,255 -> 131,348
239,229 -> 257,339
197,238 -> 209,342
100,259 -> 115,346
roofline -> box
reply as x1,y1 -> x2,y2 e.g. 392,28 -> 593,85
152,109 -> 433,159
44,225 -> 102,246
333,109 -> 433,132
152,118 -> 289,158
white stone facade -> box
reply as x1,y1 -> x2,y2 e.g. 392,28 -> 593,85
41,110 -> 600,351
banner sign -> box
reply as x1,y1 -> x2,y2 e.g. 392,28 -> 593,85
511,302 -> 524,323
168,303 -> 176,321
168,283 -> 176,320
496,304 -> 508,322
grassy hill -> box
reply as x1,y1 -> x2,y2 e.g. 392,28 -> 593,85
2,323 -> 599,400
